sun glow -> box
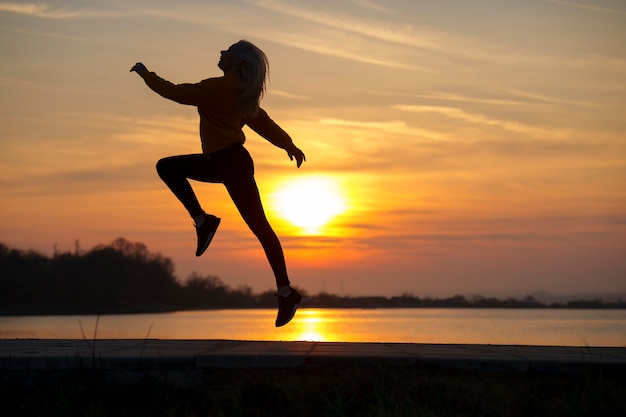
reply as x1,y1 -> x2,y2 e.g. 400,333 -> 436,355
293,309 -> 327,341
271,176 -> 346,235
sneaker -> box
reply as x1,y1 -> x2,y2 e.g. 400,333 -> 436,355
195,214 -> 220,257
275,288 -> 302,327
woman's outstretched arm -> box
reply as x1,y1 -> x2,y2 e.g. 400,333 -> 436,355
246,109 -> 305,167
130,62 -> 206,106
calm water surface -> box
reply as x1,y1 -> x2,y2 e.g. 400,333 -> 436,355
1,309 -> 625,347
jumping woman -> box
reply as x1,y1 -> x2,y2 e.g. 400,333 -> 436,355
130,40 -> 304,327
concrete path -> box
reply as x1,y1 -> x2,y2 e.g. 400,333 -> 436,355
2,339 -> 625,377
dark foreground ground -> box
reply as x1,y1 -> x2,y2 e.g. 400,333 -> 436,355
3,364 -> 626,417
2,339 -> 625,416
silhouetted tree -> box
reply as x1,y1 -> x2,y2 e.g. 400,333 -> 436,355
1,238 -> 181,313
182,272 -> 229,308
0,243 -> 50,309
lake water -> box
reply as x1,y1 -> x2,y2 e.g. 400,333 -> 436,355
1,308 -> 625,347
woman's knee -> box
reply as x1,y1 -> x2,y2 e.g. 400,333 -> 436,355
156,157 -> 173,180
249,218 -> 278,242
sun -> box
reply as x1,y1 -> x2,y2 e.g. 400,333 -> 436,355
271,176 -> 346,234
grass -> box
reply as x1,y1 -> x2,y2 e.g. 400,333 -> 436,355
3,363 -> 625,417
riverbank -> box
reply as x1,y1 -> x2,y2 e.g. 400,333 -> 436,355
3,339 -> 626,375
3,298 -> 625,316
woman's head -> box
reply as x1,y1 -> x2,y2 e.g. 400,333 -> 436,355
219,40 -> 269,119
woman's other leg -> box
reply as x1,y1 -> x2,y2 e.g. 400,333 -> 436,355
221,146 -> 301,326
225,174 -> 290,288
228,176 -> 302,327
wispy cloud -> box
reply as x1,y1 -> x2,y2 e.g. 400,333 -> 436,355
0,75 -> 123,97
137,5 -> 427,71
414,88 -> 593,109
246,0 -> 457,52
0,2 -> 82,19
546,0 -> 626,16
131,0 -> 540,71
0,1 -> 137,19
496,87 -> 597,108
318,118 -> 446,141
259,33 -> 427,71
393,105 -> 569,139
242,0 -> 526,65
270,89 -> 312,100
3,25 -> 113,44
348,0 -> 395,14
162,7 -> 433,70
400,91 -> 526,107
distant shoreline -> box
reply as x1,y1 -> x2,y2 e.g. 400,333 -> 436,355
3,239 -> 624,317
2,302 -> 625,317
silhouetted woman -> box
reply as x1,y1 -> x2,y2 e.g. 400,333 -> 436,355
130,40 -> 304,327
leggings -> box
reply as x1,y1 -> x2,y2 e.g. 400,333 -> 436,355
156,144 -> 290,288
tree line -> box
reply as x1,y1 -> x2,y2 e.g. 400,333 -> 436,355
0,238 -> 263,314
1,238 -> 623,315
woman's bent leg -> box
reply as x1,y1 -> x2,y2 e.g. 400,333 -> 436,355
156,154 -> 222,256
156,154 -> 212,218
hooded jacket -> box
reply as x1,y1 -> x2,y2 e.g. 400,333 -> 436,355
142,72 -> 295,155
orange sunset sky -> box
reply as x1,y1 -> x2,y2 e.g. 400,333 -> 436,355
1,0 -> 625,298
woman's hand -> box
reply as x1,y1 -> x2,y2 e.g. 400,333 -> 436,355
130,62 -> 149,76
287,145 -> 306,168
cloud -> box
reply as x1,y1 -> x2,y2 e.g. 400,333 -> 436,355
0,2 -> 82,19
393,104 -> 569,139
123,0 -> 540,71
270,89 -> 312,100
0,1 -> 144,20
245,0 -> 450,51
264,33 -> 427,70
410,91 -> 526,107
401,88 -> 595,109
546,0 -> 626,16
497,87 -> 598,108
0,161 -> 157,198
0,74 -> 124,97
242,0 -> 530,65
318,118 -> 446,141
348,0 -> 395,14
135,3 -> 426,70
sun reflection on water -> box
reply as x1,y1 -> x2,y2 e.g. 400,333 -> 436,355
290,309 -> 331,342
2,309 -> 625,346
